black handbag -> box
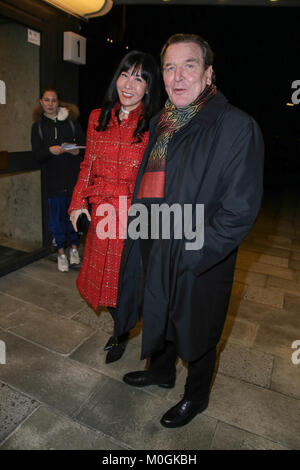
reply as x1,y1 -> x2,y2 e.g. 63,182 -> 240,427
76,212 -> 90,235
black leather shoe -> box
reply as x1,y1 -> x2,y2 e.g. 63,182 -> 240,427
160,397 -> 209,428
123,371 -> 175,389
104,336 -> 116,351
105,333 -> 129,364
104,332 -> 129,351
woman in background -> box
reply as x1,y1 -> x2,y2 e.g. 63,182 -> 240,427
69,50 -> 161,363
31,88 -> 85,272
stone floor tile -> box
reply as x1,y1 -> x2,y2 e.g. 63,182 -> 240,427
235,259 -> 294,281
21,259 -> 80,292
216,343 -> 274,388
0,382 -> 39,444
221,315 -> 259,348
236,250 -> 261,265
289,268 -> 300,283
267,276 -> 300,297
254,323 -> 300,360
233,269 -> 267,287
0,271 -> 85,318
72,308 -> 143,347
284,293 -> 300,312
0,304 -> 94,355
291,251 -> 300,261
227,298 -> 272,323
251,220 -> 274,234
258,254 -> 289,268
267,235 -> 293,246
72,306 -> 113,332
231,300 -> 300,360
211,421 -> 289,450
271,357 -> 300,400
0,293 -> 25,318
243,285 -> 284,308
272,226 -> 295,238
251,235 -> 291,249
240,242 -> 291,259
75,377 -> 217,450
289,259 -> 300,271
0,331 -> 103,415
0,406 -> 127,450
208,374 -> 300,449
139,412 -> 217,450
291,241 -> 300,253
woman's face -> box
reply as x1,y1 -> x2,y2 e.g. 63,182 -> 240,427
40,91 -> 59,118
116,65 -> 147,112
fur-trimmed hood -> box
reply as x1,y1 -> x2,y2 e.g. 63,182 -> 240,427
32,101 -> 80,123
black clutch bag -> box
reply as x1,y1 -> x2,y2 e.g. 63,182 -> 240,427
77,213 -> 90,235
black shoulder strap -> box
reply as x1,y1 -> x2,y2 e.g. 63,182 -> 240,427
68,119 -> 75,139
38,118 -> 75,141
38,121 -> 43,141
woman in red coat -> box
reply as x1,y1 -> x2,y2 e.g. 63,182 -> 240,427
69,50 -> 161,363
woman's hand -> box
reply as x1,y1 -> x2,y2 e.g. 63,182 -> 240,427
69,208 -> 91,232
49,145 -> 63,155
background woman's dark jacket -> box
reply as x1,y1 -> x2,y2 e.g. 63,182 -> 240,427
31,103 -> 86,198
114,91 -> 264,362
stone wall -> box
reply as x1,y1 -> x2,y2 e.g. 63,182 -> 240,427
0,21 -> 42,247
0,22 -> 39,152
0,171 -> 42,246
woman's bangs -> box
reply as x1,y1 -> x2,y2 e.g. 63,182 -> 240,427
121,58 -> 148,83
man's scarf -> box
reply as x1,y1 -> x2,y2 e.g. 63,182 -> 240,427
137,84 -> 217,199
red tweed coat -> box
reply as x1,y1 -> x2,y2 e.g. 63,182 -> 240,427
69,104 -> 149,310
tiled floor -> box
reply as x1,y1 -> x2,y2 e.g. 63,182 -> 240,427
0,187 -> 300,450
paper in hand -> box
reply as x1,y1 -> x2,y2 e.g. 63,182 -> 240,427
61,143 -> 86,150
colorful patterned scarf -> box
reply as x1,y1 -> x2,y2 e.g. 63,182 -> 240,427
138,84 -> 217,199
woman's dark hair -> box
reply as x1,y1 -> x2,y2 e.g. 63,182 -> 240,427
40,87 -> 60,101
97,50 -> 161,142
160,33 -> 216,84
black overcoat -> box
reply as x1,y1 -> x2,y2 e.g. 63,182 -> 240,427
115,91 -> 264,362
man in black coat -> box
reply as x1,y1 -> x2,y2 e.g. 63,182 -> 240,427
116,33 -> 264,428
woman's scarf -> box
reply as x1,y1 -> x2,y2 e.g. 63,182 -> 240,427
138,84 -> 217,199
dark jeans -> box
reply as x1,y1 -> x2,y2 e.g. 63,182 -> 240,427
48,195 -> 79,249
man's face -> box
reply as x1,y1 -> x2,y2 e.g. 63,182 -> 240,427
163,42 -> 213,108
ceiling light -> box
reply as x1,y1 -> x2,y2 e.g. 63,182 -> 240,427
42,0 -> 113,19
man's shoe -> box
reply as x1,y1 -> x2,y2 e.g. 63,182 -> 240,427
160,397 -> 209,428
105,333 -> 129,364
123,371 -> 175,389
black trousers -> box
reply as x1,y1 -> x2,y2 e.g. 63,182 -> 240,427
148,341 -> 216,401
140,238 -> 216,402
